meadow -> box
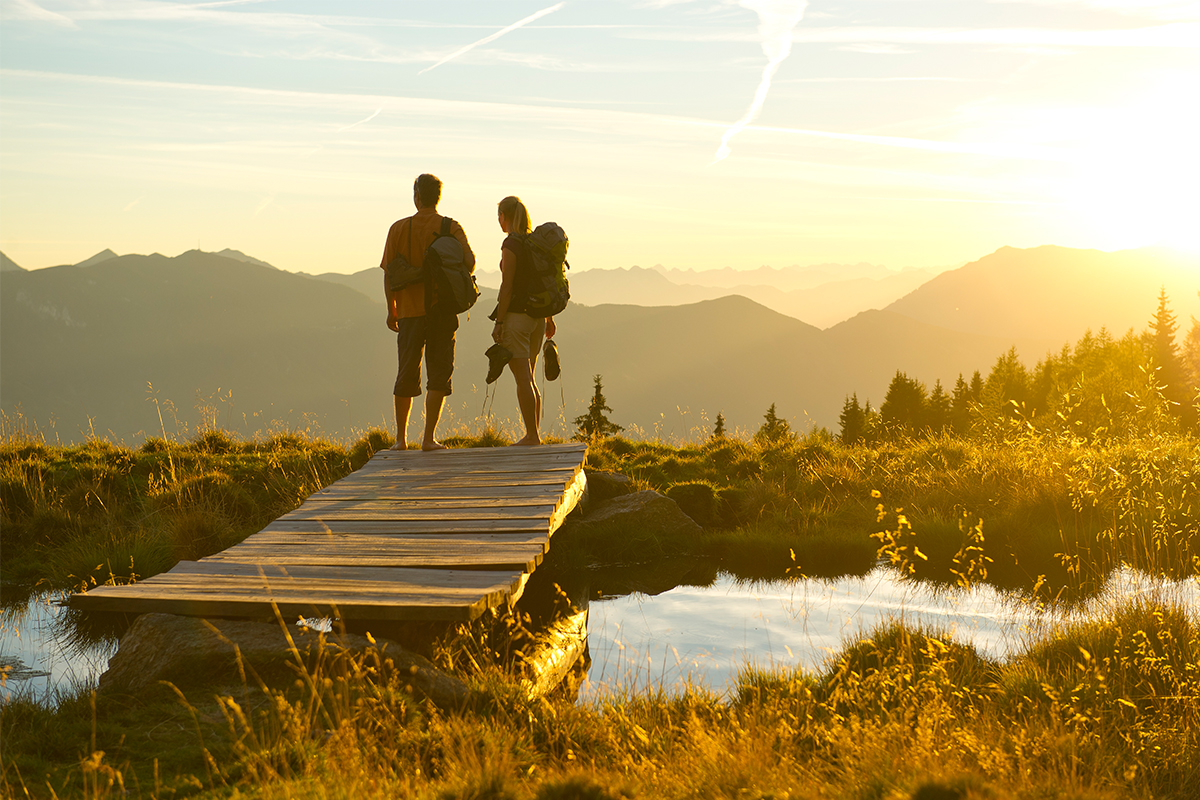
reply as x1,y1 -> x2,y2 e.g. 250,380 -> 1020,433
2,420 -> 1198,798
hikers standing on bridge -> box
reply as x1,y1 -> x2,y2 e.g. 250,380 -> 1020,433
380,173 -> 476,451
490,195 -> 569,446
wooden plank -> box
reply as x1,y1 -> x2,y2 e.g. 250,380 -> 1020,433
167,561 -> 521,584
206,535 -> 546,570
234,532 -> 549,547
370,444 -> 586,459
277,505 -> 555,522
70,588 -> 500,621
315,475 -> 572,488
310,485 -> 565,500
549,466 -> 588,537
351,464 -> 578,479
261,520 -> 551,535
290,497 -> 558,512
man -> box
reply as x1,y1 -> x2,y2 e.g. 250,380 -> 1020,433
380,173 -> 475,450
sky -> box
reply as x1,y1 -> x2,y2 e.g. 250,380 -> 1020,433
1,0 -> 1198,276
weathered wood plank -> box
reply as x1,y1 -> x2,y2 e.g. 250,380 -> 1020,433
168,561 -> 521,583
261,520 -> 551,535
549,466 -> 588,537
234,532 -> 549,547
310,485 -> 565,500
277,505 -> 556,522
290,497 -> 559,512
205,536 -> 546,570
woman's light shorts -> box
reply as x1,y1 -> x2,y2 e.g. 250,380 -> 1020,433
500,312 -> 546,362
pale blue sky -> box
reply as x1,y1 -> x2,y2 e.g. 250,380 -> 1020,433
2,0 -> 1197,275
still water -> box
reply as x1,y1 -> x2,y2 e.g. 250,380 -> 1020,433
580,566 -> 1200,702
0,591 -> 116,704
2,568 -> 1196,705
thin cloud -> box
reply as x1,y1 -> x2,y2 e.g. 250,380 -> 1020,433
715,0 -> 809,163
337,107 -> 382,132
635,22 -> 1200,47
419,3 -> 567,75
1,0 -> 77,27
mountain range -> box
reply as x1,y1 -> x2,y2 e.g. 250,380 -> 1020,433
1,245 -> 1196,444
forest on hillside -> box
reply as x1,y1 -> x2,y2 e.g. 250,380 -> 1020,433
835,291 -> 1200,444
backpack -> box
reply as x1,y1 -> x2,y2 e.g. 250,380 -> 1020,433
520,222 -> 570,317
385,217 -> 479,315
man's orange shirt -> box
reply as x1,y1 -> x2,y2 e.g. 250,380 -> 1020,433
379,208 -> 475,319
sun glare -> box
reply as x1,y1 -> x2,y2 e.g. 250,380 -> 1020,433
1060,73 -> 1200,254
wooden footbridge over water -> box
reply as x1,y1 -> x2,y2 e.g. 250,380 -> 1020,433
71,443 -> 589,622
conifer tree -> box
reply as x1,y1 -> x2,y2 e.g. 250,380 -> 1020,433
573,375 -> 623,442
927,379 -> 951,432
754,403 -> 793,444
712,413 -> 726,440
839,394 -> 865,444
1149,288 -> 1189,423
881,370 -> 927,433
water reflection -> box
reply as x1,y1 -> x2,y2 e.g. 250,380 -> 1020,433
0,591 -> 117,704
580,566 -> 1200,702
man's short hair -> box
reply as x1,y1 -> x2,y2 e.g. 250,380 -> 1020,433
414,174 -> 442,208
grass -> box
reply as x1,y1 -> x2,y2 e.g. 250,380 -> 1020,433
0,428 -> 392,597
571,429 -> 1200,601
2,424 -> 1198,797
2,596 -> 1197,798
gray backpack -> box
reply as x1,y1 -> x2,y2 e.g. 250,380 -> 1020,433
385,217 -> 479,314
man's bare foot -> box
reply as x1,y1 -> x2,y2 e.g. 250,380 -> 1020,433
422,441 -> 447,451
389,441 -> 408,451
512,436 -> 542,446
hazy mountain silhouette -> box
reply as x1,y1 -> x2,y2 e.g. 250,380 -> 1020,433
886,245 -> 1200,346
74,249 -> 119,269
4,244 -> 1190,444
213,248 -> 279,270
557,264 -> 936,328
0,252 -> 25,272
308,267 -> 383,302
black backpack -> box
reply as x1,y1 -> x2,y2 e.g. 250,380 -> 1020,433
520,222 -> 570,317
385,217 -> 479,315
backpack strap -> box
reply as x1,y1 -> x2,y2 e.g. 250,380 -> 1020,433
440,217 -> 453,237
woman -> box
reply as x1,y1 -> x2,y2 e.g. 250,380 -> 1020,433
492,195 -> 556,446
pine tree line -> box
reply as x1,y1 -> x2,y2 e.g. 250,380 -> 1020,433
839,290 -> 1200,443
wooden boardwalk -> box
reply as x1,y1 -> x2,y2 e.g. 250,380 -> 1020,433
70,443 -> 588,622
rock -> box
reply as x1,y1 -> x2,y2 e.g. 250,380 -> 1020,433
571,490 -> 702,538
583,469 -> 634,503
97,613 -> 469,708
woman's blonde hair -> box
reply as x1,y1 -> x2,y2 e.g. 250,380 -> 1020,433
498,196 -> 531,235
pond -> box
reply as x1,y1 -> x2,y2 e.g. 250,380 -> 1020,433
579,565 -> 1200,702
2,567 -> 1196,706
0,590 -> 116,704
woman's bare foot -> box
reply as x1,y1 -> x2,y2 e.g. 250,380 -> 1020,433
389,441 -> 408,451
422,440 -> 447,451
512,436 -> 542,446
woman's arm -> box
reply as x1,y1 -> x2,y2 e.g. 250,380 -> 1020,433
493,246 -> 517,343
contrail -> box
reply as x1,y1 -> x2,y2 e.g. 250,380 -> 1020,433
715,0 -> 808,162
419,3 -> 566,75
338,107 -> 382,132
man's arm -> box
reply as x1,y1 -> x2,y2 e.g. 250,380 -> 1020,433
452,220 -> 476,273
381,220 -> 403,332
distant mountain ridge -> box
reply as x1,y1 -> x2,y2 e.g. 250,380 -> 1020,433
885,245 -> 1200,345
0,251 -> 25,272
3,244 -> 1194,444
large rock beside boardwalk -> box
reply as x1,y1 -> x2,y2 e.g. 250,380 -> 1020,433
569,489 -> 702,539
98,613 -> 469,708
583,469 -> 635,504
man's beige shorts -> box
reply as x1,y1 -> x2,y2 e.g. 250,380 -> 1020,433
500,312 -> 546,361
